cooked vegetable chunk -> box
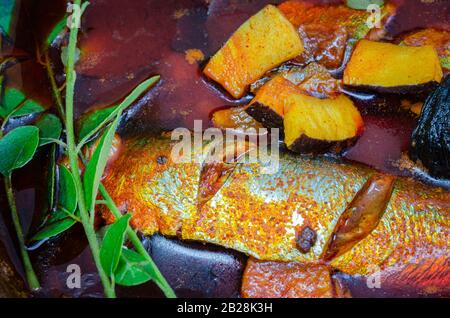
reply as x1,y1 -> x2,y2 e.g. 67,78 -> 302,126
410,75 -> 450,179
212,106 -> 262,131
278,0 -> 372,70
343,40 -> 443,92
400,28 -> 450,75
246,76 -> 299,129
203,5 -> 304,99
284,94 -> 364,153
241,259 -> 347,298
246,66 -> 342,129
250,63 -> 342,98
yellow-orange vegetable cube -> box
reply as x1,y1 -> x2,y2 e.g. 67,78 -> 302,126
204,5 -> 304,99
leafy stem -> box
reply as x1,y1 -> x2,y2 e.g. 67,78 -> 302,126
98,184 -> 176,298
64,0 -> 115,298
75,75 -> 160,153
28,0 -> 174,298
40,138 -> 67,148
4,174 -> 40,290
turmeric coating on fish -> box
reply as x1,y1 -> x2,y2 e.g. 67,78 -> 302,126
100,135 -> 449,291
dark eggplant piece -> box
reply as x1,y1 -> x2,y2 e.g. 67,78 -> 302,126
410,75 -> 450,179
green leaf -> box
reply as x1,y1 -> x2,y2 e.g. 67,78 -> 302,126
78,106 -> 115,141
46,16 -> 68,46
47,208 -> 79,224
47,209 -> 69,224
0,88 -> 25,118
0,126 -> 39,176
115,248 -> 155,287
346,0 -> 384,10
47,144 -> 57,209
83,114 -> 121,213
100,214 -> 131,275
36,166 -> 78,240
11,100 -> 45,117
35,114 -> 62,146
0,88 -> 45,119
0,0 -> 16,36
31,218 -> 76,241
58,165 -> 77,214
77,75 -> 160,146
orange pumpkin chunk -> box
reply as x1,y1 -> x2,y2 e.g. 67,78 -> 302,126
284,94 -> 364,153
343,40 -> 443,88
204,5 -> 303,98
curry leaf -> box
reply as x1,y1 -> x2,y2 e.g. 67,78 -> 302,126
47,144 -> 57,210
0,126 -> 39,176
47,209 -> 69,224
115,248 -> 155,287
77,75 -> 160,147
35,114 -> 63,146
0,88 -> 45,119
83,114 -> 121,213
58,165 -> 77,213
11,100 -> 45,117
0,88 -> 25,118
31,218 -> 77,241
46,15 -> 68,46
100,214 -> 131,275
0,0 -> 16,37
77,106 -> 115,141
346,0 -> 384,10
47,208 -> 80,225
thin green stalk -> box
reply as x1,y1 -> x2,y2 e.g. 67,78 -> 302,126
64,0 -> 115,298
40,138 -> 67,148
60,207 -> 82,223
99,184 -> 176,298
44,51 -> 66,124
4,175 -> 40,290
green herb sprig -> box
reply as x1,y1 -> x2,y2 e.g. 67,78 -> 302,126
0,48 -> 62,291
0,126 -> 40,290
37,0 -> 174,298
0,0 -> 174,298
